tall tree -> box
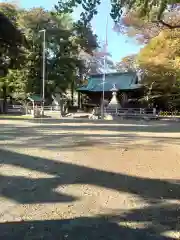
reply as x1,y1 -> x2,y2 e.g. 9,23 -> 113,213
55,1 -> 99,107
116,54 -> 137,72
0,2 -> 28,49
112,2 -> 180,44
0,3 -> 28,112
19,7 -> 80,95
55,0 -> 180,28
137,28 -> 180,108
0,3 -> 99,112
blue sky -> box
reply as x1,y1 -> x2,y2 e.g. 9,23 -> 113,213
2,0 -> 142,62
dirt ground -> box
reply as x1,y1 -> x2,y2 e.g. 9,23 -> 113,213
0,118 -> 180,239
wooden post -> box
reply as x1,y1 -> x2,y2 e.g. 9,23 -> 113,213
32,101 -> 35,117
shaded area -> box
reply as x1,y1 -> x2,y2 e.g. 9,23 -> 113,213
116,203 -> 180,233
0,213 -> 177,240
0,120 -> 180,151
3,133 -> 179,151
0,175 -> 78,204
0,149 -> 180,205
1,117 -> 180,133
0,120 -> 179,239
0,149 -> 179,239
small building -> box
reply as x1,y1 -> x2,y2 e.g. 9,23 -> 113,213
27,95 -> 44,106
27,95 -> 44,117
77,71 -> 144,110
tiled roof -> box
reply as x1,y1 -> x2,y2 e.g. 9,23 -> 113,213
28,95 -> 43,102
77,72 -> 142,92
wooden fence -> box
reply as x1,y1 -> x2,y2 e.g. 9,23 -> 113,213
94,107 -> 157,119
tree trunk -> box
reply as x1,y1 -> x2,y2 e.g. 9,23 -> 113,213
78,70 -> 83,109
2,85 -> 7,113
59,97 -> 66,117
78,92 -> 81,109
71,80 -> 74,106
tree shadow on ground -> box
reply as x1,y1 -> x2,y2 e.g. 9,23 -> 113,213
0,149 -> 179,239
1,122 -> 180,151
0,174 -> 78,204
0,217 -> 176,240
114,203 -> 180,233
31,122 -> 180,134
0,149 -> 179,204
7,133 -> 179,151
1,118 -> 180,133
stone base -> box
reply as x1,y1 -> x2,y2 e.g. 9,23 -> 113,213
104,114 -> 113,120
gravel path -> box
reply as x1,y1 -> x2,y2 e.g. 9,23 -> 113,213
0,118 -> 180,239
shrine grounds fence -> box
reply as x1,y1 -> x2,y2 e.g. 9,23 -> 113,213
5,105 -> 180,120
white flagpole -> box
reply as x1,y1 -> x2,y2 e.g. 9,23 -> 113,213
101,16 -> 108,119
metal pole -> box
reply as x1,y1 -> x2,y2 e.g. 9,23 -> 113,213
101,56 -> 106,119
42,30 -> 45,102
101,16 -> 108,119
39,29 -> 46,116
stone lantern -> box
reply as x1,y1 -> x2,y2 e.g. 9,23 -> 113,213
108,84 -> 121,109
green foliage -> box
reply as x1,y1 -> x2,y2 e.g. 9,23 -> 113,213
0,3 -> 28,51
0,68 -> 29,101
137,28 -> 180,107
110,0 -> 180,24
116,54 -> 137,72
55,0 -> 100,25
53,0 -> 180,109
55,0 -> 180,29
0,3 -> 98,112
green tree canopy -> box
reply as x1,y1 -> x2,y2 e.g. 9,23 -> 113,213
0,3 -> 28,77
116,54 -> 138,72
0,3 -> 28,48
0,3 -> 99,112
137,28 -> 180,107
55,0 -> 180,28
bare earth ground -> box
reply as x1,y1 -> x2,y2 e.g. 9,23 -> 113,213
0,118 -> 180,240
